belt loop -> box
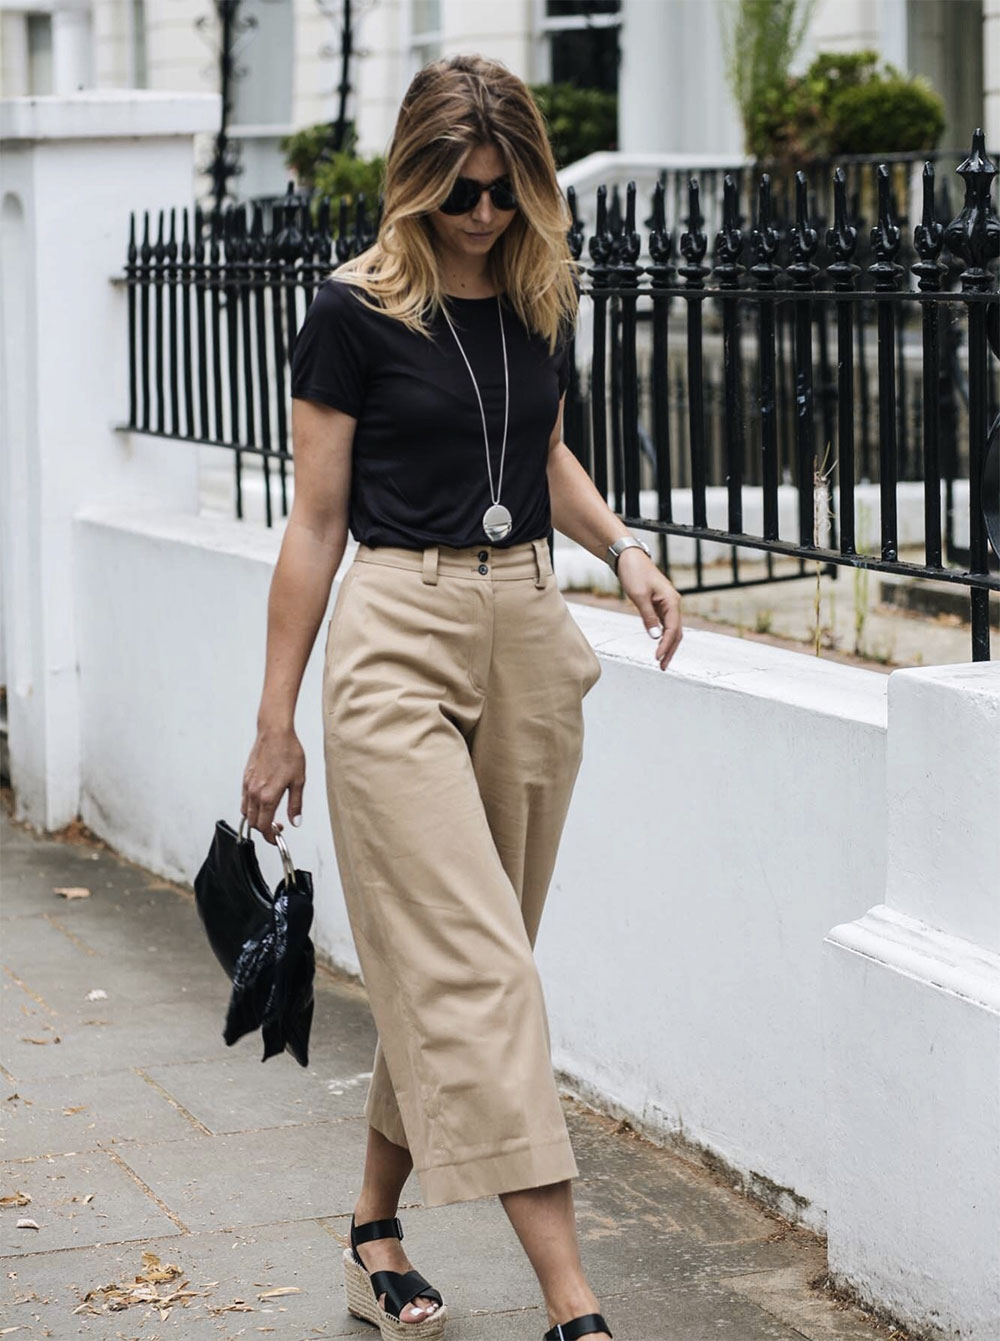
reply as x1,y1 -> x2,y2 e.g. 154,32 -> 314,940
532,538 -> 548,588
422,544 -> 439,585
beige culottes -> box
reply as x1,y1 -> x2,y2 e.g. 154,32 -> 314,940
321,536 -> 602,1207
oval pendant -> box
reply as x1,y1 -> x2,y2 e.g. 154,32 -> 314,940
483,503 -> 513,542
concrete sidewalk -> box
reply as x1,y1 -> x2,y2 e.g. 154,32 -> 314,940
1,800 -> 910,1341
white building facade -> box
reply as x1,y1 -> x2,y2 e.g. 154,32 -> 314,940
0,0 -> 994,204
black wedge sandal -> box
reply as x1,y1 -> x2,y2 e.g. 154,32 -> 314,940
343,1214 -> 447,1339
543,1313 -> 613,1340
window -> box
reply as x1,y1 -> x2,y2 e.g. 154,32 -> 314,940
131,0 -> 147,89
539,0 -> 620,93
230,0 -> 294,128
410,0 -> 442,70
27,14 -> 53,96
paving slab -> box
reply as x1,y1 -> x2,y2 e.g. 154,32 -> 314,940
727,1262 -> 898,1340
0,1067 -> 199,1160
140,1053 -> 374,1134
2,993 -> 225,1081
0,801 -> 912,1340
112,1120 -> 376,1232
0,1218 -> 370,1338
0,1148 -> 183,1256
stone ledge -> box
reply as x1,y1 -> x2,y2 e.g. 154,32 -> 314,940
0,91 -> 220,143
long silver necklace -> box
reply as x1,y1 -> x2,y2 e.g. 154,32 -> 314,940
440,296 -> 512,542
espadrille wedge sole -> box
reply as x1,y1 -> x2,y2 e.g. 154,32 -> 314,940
343,1248 -> 446,1337
343,1215 -> 447,1340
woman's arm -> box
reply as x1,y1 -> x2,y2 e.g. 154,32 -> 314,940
242,397 -> 355,842
546,393 -> 683,669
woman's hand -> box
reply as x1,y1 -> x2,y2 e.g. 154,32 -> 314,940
617,547 -> 683,670
241,725 -> 306,845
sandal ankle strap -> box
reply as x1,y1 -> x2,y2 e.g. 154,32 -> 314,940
350,1214 -> 404,1247
544,1313 -> 612,1341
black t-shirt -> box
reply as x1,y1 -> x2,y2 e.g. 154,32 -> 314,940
289,278 -> 571,550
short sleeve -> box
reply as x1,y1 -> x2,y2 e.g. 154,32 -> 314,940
556,339 -> 572,397
290,279 -> 368,417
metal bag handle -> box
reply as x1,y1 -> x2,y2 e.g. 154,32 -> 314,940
238,814 -> 297,890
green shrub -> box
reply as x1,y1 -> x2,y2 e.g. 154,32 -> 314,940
722,0 -> 816,159
311,151 -> 385,209
279,120 -> 384,215
824,67 -> 945,155
527,82 -> 618,168
730,39 -> 946,164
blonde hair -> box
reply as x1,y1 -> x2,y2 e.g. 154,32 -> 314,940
330,53 -> 578,355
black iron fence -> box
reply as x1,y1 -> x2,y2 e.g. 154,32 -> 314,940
117,132 -> 1000,660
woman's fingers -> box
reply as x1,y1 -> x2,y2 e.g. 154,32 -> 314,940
287,779 -> 304,828
653,584 -> 682,668
241,732 -> 305,844
654,592 -> 678,670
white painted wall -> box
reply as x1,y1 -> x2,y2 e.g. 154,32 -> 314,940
68,504 -> 1000,1336
825,665 -> 1000,1337
0,91 -> 217,830
71,503 -> 887,1240
540,598 -> 888,1228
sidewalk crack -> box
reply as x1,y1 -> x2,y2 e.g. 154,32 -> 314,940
103,1147 -> 190,1234
132,1067 -> 212,1135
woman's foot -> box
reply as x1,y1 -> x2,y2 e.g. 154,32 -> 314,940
545,1282 -> 611,1339
352,1206 -> 441,1324
499,1179 -> 610,1340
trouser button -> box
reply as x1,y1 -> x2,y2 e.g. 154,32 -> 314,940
477,550 -> 489,562
478,564 -> 489,574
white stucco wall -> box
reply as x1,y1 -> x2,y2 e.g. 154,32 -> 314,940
72,502 -> 887,1235
70,504 -> 1000,1336
0,91 -> 217,830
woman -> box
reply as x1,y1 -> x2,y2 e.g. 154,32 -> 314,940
242,53 -> 682,1341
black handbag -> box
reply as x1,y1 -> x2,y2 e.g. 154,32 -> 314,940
194,817 -> 316,1066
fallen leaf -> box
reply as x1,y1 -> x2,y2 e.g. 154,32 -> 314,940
14,1219 -> 39,1230
138,1251 -> 182,1285
85,989 -> 108,1001
0,1193 -> 31,1208
53,887 -> 91,899
63,1105 -> 88,1116
257,1287 -> 300,1299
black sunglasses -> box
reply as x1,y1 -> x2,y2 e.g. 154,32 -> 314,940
438,174 -> 518,215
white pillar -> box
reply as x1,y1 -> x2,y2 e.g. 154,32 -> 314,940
619,0 -> 742,156
0,13 -> 30,97
0,91 -> 219,833
51,6 -> 93,93
824,664 -> 1000,1339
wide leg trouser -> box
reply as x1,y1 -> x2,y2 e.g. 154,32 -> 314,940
321,536 -> 602,1207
